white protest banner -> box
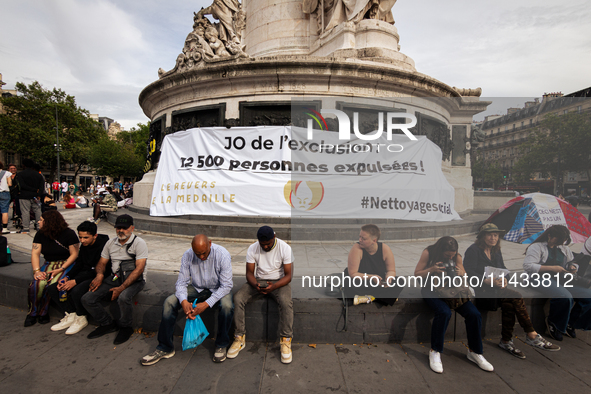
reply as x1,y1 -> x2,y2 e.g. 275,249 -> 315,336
150,126 -> 461,221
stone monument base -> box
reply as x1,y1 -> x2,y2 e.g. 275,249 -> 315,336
309,20 -> 415,70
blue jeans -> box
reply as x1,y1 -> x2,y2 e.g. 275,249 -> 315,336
422,288 -> 483,354
156,286 -> 234,352
533,279 -> 591,332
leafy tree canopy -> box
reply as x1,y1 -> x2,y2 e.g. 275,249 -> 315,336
88,122 -> 150,179
0,81 -> 104,180
512,111 -> 591,189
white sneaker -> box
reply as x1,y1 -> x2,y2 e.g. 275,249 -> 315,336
65,315 -> 88,335
50,312 -> 76,331
467,351 -> 494,372
280,337 -> 292,364
429,349 -> 443,373
141,349 -> 176,366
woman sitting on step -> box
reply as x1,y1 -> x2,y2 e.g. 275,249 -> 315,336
414,236 -> 493,374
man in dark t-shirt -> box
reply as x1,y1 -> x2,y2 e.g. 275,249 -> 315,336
15,159 -> 44,233
47,221 -> 110,335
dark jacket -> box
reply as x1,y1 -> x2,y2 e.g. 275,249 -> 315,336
15,168 -> 45,199
464,243 -> 506,278
67,234 -> 110,283
464,243 -> 506,295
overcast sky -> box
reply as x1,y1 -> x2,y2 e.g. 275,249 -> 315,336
1,0 -> 590,129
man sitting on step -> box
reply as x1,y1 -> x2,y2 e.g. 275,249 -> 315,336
47,221 -> 110,335
227,226 -> 295,364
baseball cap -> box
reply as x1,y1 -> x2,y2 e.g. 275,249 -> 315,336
257,226 -> 275,242
115,214 -> 134,228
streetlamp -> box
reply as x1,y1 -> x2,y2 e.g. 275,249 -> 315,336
54,105 -> 61,183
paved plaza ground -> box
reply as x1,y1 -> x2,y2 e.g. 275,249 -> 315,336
1,305 -> 591,394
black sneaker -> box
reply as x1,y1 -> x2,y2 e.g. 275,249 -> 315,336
24,315 -> 37,327
87,322 -> 119,339
565,324 -> 576,338
38,315 -> 50,324
114,327 -> 134,345
546,318 -> 563,341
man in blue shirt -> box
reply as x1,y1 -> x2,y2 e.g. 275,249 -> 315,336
141,234 -> 234,365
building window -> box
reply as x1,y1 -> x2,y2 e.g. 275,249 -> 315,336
521,121 -> 524,127
512,124 -> 515,129
5,152 -> 17,166
529,119 -> 533,125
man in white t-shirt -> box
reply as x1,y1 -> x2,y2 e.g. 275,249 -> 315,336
61,180 -> 68,198
227,225 -> 294,363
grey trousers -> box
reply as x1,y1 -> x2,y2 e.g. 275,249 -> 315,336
81,275 -> 145,328
233,281 -> 293,338
19,198 -> 41,231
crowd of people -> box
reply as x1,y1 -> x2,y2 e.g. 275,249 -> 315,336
9,209 -> 590,372
1,159 -> 133,233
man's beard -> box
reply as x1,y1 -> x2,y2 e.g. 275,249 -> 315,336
117,233 -> 129,241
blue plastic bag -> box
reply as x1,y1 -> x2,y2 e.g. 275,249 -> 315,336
182,300 -> 210,351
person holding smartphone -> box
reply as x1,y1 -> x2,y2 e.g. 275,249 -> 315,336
227,226 -> 294,364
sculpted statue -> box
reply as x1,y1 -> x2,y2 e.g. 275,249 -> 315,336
205,26 -> 231,57
196,0 -> 242,45
186,23 -> 215,59
303,0 -> 396,34
158,1 -> 247,78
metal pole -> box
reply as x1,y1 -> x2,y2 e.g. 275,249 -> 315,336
55,105 -> 60,183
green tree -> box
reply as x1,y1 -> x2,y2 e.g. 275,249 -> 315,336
471,157 -> 485,185
88,136 -> 145,179
88,122 -> 149,179
116,122 -> 150,161
471,157 -> 504,189
512,112 -> 591,192
486,164 -> 504,189
0,81 -> 104,180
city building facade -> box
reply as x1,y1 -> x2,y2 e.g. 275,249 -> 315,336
478,88 -> 591,195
